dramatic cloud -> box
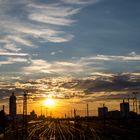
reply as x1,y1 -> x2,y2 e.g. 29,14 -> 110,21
61,73 -> 140,94
0,73 -> 140,103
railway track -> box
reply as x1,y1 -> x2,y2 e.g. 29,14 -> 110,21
26,120 -> 100,140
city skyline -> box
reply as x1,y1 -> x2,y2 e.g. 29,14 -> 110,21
0,91 -> 139,118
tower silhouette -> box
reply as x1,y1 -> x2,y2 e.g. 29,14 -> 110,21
9,92 -> 16,117
22,92 -> 28,139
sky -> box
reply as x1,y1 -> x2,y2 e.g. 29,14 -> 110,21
0,0 -> 140,116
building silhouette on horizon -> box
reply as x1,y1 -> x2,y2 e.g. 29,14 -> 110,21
120,99 -> 130,117
98,105 -> 108,118
9,92 -> 16,117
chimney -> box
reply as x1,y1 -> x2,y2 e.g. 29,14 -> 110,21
3,105 -> 5,112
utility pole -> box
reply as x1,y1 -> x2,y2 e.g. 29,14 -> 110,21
103,104 -> 106,134
87,104 -> 89,117
41,106 -> 42,116
71,110 -> 72,118
46,108 -> 47,118
133,98 -> 135,112
139,101 -> 140,114
127,96 -> 130,103
74,109 -> 76,118
2,105 -> 5,112
133,92 -> 138,114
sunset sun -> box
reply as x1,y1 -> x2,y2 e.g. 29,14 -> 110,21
43,98 -> 55,108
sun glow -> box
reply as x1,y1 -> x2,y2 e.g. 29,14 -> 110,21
43,98 -> 55,108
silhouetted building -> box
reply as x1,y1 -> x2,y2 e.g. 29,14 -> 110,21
120,100 -> 129,117
30,110 -> 37,120
0,107 -> 7,131
9,92 -> 16,117
98,106 -> 108,118
107,110 -> 121,119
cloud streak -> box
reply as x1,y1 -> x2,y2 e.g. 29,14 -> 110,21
27,3 -> 79,27
0,0 -> 92,73
0,57 -> 29,66
21,52 -> 140,76
61,0 -> 98,5
0,0 -> 85,50
0,48 -> 29,56
22,59 -> 83,75
80,52 -> 140,62
0,0 -> 100,76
